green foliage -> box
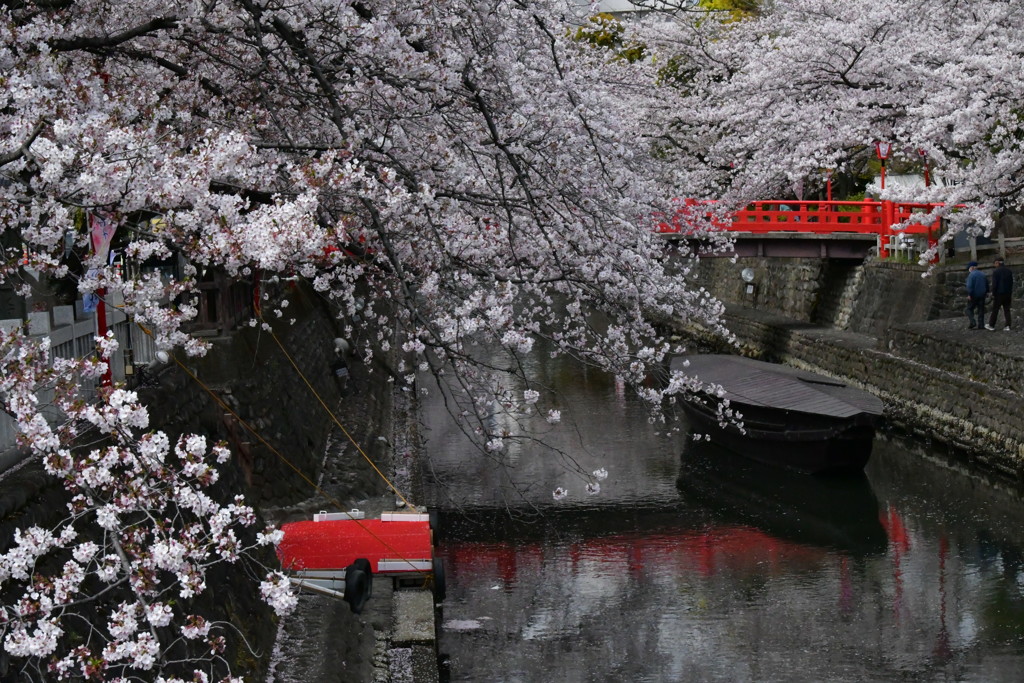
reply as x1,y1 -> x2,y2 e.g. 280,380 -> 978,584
698,0 -> 762,22
837,191 -> 867,210
656,54 -> 699,89
573,13 -> 646,62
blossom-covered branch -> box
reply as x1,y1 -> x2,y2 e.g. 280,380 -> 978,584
0,0 -> 730,673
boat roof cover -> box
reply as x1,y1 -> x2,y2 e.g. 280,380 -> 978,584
670,355 -> 883,418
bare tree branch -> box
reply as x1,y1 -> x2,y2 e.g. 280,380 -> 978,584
50,16 -> 178,51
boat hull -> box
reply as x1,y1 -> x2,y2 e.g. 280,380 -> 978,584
680,395 -> 876,475
672,354 -> 883,475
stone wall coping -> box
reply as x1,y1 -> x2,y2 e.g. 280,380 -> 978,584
891,318 -> 1024,361
723,304 -> 880,351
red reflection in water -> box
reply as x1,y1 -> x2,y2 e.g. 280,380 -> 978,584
880,505 -> 911,623
441,524 -> 829,588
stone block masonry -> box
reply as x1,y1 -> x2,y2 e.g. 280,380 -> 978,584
139,284 -> 372,508
693,256 -> 827,322
692,254 -> 957,338
673,304 -> 1024,485
670,254 -> 1024,485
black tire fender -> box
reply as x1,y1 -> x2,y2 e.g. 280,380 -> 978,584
351,557 -> 373,598
344,566 -> 370,614
431,557 -> 446,603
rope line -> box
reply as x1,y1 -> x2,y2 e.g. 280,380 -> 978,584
131,322 -> 429,576
263,325 -> 417,511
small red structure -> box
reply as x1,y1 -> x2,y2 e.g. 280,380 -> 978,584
656,198 -> 945,261
278,510 -> 444,613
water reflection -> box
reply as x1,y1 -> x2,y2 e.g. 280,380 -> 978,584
423,354 -> 1024,682
678,441 -> 888,556
420,351 -> 687,510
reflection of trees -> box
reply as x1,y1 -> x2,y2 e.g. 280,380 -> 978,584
434,399 -> 1024,680
975,528 -> 1024,642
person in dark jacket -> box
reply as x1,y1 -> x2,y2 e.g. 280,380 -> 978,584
965,261 -> 988,330
986,257 -> 1013,330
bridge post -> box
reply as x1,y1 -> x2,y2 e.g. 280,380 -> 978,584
877,200 -> 895,259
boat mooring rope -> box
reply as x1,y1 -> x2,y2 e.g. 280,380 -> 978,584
132,321 -> 432,579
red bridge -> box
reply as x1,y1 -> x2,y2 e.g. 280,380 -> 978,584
657,199 -> 945,260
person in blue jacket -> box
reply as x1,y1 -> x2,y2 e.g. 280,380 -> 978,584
965,261 -> 989,330
985,257 -> 1013,330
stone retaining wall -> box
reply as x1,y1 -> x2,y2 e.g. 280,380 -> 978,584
884,320 -> 1024,384
692,254 -> 1024,336
845,261 -> 943,336
693,256 -> 826,322
681,252 -> 1024,485
685,310 -> 1024,483
140,286 -> 352,508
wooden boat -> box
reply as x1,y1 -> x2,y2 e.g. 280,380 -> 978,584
671,354 -> 884,474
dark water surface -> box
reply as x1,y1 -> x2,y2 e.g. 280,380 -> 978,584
420,359 -> 1024,682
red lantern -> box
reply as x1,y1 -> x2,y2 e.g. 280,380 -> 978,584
918,148 -> 931,187
875,141 -> 892,190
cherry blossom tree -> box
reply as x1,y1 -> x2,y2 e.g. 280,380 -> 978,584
0,328 -> 294,680
632,0 -> 1024,240
0,0 -> 722,676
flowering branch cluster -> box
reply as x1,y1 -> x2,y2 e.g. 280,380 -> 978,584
0,1 -> 731,495
632,0 -> 1024,241
0,329 -> 290,680
0,0 -> 754,671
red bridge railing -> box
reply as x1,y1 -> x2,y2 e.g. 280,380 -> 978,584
657,199 -> 944,259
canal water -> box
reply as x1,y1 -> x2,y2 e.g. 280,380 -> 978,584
419,355 -> 1024,682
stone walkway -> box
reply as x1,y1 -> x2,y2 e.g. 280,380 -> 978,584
900,315 -> 1024,351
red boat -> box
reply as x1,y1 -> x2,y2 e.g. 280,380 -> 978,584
277,510 -> 444,613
